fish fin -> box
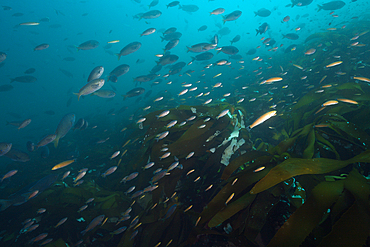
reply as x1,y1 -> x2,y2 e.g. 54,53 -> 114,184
122,95 -> 127,100
256,30 -> 259,36
186,46 -> 190,52
254,12 -> 257,17
0,199 -> 13,211
54,137 -> 60,148
115,54 -> 121,60
75,45 -> 80,52
10,78 -> 14,83
160,36 -> 164,42
317,4 -> 322,11
73,92 -> 80,101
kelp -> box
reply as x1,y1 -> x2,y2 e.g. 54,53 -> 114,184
267,169 -> 370,247
250,149 -> 370,194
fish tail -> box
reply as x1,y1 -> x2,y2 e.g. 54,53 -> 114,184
186,46 -> 190,53
75,45 -> 80,52
122,95 -> 127,100
255,29 -> 259,36
0,199 -> 13,211
73,92 -> 80,101
160,36 -> 164,42
115,54 -> 121,60
10,78 -> 14,83
54,137 -> 60,148
317,4 -> 322,12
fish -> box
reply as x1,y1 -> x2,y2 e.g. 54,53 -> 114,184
337,99 -> 358,105
353,76 -> 370,82
318,1 -> 345,11
81,215 -> 105,235
36,134 -> 57,149
102,166 -> 118,177
198,25 -> 207,32
256,23 -> 269,35
255,8 -> 271,18
0,174 -> 58,211
76,40 -> 99,50
230,35 -> 241,45
34,43 -> 49,51
141,28 -> 156,36
74,79 -> 105,100
54,217 -> 68,228
167,1 -> 180,8
88,66 -> 104,82
108,64 -> 130,82
305,48 -> 316,55
216,109 -> 229,120
248,111 -> 277,130
140,10 -> 162,20
10,75 -> 37,83
210,8 -> 225,15
93,90 -> 116,98
54,113 -> 75,148
322,100 -> 339,106
223,10 -> 242,23
283,33 -> 299,40
0,143 -> 12,156
51,159 -> 75,170
179,4 -> 199,12
326,61 -> 342,68
3,148 -> 29,162
116,42 -> 141,60
1,170 -> 17,182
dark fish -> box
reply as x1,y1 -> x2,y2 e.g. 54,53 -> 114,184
59,68 -> 73,78
7,112 -> 22,119
36,134 -> 56,149
54,113 -> 75,148
34,43 -> 49,51
108,64 -> 130,82
150,64 -> 162,74
211,34 -> 219,45
229,54 -> 243,60
179,4 -> 199,12
116,42 -> 141,60
191,52 -> 214,61
80,120 -> 88,130
223,10 -> 242,23
39,17 -> 50,22
12,13 -> 24,17
218,46 -> 239,55
167,1 -> 180,8
198,25 -> 207,32
283,33 -> 299,40
104,44 -> 112,50
187,43 -> 209,53
135,97 -> 142,103
44,110 -> 55,115
76,40 -> 99,50
317,1 -> 345,11
4,148 -> 30,162
140,10 -> 162,20
148,0 -> 158,8
2,6 -> 12,10
163,27 -> 177,35
88,66 -> 104,82
246,48 -> 256,55
0,174 -> 58,211
0,85 -> 13,92
134,74 -> 159,83
230,35 -> 241,45
217,27 -> 231,36
122,87 -> 145,99
10,76 -> 37,83
49,24 -> 62,28
256,23 -> 269,35
136,59 -> 145,64
157,54 -> 179,66
161,32 -> 182,42
254,8 -> 271,17
24,68 -> 36,74
63,57 -> 76,61
164,39 -> 179,51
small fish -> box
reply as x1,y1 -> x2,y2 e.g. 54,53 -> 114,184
143,162 -> 155,170
160,152 -> 171,160
254,166 -> 265,172
156,110 -> 170,119
186,152 -> 194,159
20,22 -> 40,26
51,159 -> 75,170
54,217 -> 68,228
110,151 -> 120,159
216,109 -> 229,120
322,100 -> 338,106
1,170 -> 17,182
203,99 -> 212,105
225,193 -> 234,205
353,76 -> 370,83
166,120 -> 177,128
102,166 -> 118,177
337,98 -> 358,105
248,111 -> 277,129
326,61 -> 343,68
